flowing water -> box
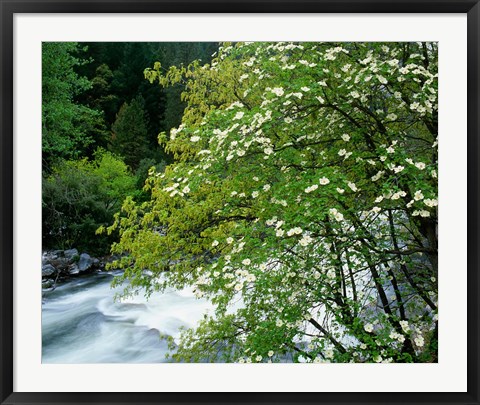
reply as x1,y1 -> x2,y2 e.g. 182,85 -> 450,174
42,271 -> 214,363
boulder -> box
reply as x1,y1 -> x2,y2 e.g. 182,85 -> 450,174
78,253 -> 94,272
42,264 -> 56,277
64,248 -> 79,260
42,249 -> 102,279
42,250 -> 60,265
49,258 -> 69,273
69,264 -> 80,276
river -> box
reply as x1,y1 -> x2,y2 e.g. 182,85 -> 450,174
42,271 -> 214,363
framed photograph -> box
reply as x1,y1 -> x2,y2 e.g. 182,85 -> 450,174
1,1 -> 479,404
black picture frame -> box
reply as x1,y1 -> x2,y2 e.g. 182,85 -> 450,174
1,1 -> 479,404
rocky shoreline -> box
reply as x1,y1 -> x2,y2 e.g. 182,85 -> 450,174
42,248 -> 111,290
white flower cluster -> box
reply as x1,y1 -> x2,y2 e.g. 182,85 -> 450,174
226,101 -> 245,110
412,210 -> 430,217
234,111 -> 245,120
305,184 -> 319,193
347,182 -> 358,192
370,206 -> 381,214
371,171 -> 384,182
299,235 -> 313,246
377,75 -> 388,84
169,123 -> 185,140
329,208 -> 344,222
287,227 -> 303,236
399,320 -> 410,333
270,87 -> 284,96
163,180 -> 190,198
424,198 -> 438,207
389,330 -> 406,343
414,335 -> 425,347
391,190 -> 406,200
324,46 -> 348,61
414,190 -> 424,201
265,217 -> 276,226
410,101 -> 432,116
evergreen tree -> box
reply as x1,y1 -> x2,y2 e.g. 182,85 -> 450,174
111,95 -> 150,169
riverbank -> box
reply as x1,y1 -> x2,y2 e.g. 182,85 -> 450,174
42,248 -> 119,290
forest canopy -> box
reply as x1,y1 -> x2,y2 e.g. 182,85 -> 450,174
42,42 -> 217,252
102,42 -> 438,363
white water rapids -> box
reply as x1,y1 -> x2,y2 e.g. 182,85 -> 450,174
42,271 -> 214,363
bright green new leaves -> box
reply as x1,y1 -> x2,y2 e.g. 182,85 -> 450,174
42,42 -> 105,170
43,150 -> 137,254
109,42 -> 438,363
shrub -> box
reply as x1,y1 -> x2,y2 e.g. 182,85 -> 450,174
42,150 -> 136,254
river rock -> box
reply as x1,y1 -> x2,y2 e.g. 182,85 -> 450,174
42,264 -> 56,277
78,253 -> 94,272
49,257 -> 69,273
69,264 -> 80,275
64,248 -> 79,260
43,248 -> 104,279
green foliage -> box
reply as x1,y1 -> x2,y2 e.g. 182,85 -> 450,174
42,150 -> 136,254
111,95 -> 151,169
134,157 -> 167,191
42,42 -> 106,170
84,63 -> 119,134
109,42 -> 439,363
72,42 -> 219,168
160,42 -> 219,132
41,42 -> 219,256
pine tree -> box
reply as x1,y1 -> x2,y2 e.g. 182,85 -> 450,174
111,95 -> 150,169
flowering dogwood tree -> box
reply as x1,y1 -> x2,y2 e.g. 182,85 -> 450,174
104,42 -> 438,363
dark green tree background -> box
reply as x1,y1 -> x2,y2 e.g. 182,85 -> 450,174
42,41 -> 219,253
